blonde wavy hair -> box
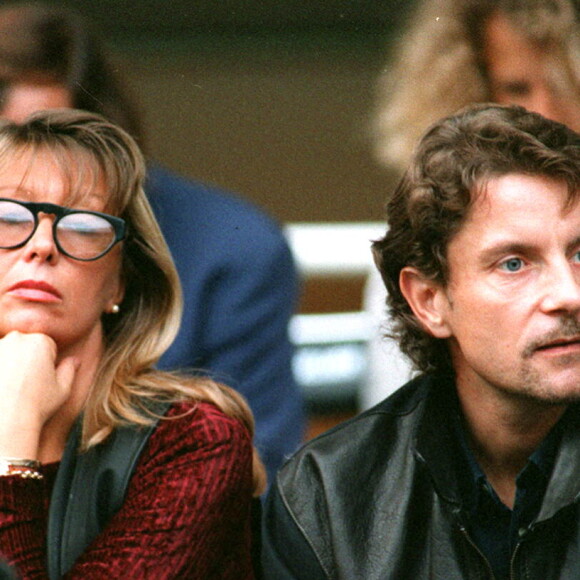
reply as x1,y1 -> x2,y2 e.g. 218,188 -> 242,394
0,109 -> 266,495
374,0 -> 580,172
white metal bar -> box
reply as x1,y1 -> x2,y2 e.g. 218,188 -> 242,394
285,222 -> 385,277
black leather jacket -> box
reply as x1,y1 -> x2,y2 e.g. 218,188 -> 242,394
262,375 -> 580,579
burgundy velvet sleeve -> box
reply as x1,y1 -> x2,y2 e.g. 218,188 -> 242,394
0,470 -> 51,576
0,401 -> 256,579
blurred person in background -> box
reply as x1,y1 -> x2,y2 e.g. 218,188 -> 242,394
362,0 -> 580,410
0,1 -> 305,481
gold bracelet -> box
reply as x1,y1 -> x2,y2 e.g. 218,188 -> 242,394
6,466 -> 44,480
0,458 -> 41,469
0,458 -> 43,480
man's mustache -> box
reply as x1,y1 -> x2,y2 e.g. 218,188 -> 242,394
523,318 -> 580,358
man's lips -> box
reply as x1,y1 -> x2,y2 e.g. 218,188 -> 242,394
7,280 -> 62,303
535,337 -> 580,353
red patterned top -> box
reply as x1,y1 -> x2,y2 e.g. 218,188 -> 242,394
0,401 -> 256,579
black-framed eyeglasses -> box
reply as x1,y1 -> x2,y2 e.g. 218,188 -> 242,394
0,198 -> 126,261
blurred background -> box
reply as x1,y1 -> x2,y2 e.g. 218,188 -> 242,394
43,0 -> 414,435
55,0 -> 408,222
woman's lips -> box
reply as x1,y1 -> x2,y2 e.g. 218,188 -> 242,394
7,280 -> 62,303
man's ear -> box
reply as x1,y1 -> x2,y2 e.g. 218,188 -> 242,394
399,267 -> 452,338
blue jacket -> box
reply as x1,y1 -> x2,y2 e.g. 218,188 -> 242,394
145,164 -> 304,481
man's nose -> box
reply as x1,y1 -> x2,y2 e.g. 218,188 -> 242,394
540,262 -> 580,314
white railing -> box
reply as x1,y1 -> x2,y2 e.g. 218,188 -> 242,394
285,222 -> 385,406
284,221 -> 385,277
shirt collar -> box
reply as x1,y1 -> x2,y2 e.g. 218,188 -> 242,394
452,401 -> 566,513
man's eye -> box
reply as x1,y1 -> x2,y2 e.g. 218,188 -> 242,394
500,257 -> 524,272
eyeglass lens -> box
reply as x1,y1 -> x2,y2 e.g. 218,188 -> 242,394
0,200 -> 118,260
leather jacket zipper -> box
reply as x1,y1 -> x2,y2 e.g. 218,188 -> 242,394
510,529 -> 530,580
458,524 -> 496,580
509,543 -> 520,580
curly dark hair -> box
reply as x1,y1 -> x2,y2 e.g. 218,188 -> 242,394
372,103 -> 580,375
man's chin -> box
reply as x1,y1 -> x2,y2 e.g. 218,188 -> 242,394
520,377 -> 580,406
510,362 -> 580,406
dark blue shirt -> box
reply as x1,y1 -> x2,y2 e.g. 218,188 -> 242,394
454,411 -> 563,580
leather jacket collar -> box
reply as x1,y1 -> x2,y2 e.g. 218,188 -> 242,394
413,374 -> 580,523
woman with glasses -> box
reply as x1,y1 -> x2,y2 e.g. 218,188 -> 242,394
0,1 -> 304,486
0,109 -> 265,579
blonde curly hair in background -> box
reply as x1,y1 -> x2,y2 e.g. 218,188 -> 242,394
373,0 -> 580,172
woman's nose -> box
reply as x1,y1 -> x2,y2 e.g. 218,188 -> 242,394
22,217 -> 58,263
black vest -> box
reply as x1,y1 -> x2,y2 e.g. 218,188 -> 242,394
46,402 -> 170,579
45,401 -> 262,579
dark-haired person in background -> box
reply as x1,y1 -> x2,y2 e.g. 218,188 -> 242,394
0,1 -> 305,482
263,104 -> 580,579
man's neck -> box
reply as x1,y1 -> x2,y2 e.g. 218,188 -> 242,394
456,381 -> 566,509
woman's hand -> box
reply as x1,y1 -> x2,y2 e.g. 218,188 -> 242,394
0,331 -> 77,459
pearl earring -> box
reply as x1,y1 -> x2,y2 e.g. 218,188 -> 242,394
110,304 -> 120,314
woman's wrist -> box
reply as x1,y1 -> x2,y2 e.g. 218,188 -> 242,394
0,418 -> 43,460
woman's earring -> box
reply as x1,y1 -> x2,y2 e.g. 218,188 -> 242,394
110,304 -> 120,314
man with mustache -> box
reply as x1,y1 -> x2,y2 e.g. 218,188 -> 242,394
262,104 -> 580,579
